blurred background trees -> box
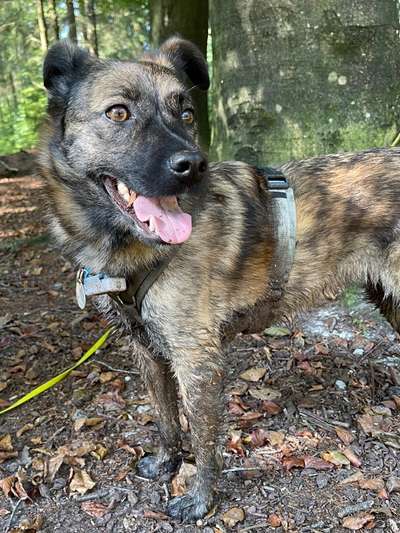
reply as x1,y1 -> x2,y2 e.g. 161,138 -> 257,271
0,0 -> 399,164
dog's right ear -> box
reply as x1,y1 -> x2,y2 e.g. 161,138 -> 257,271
159,37 -> 210,91
43,40 -> 92,99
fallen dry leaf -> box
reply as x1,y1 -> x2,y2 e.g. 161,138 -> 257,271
248,387 -> 281,401
268,513 -> 282,528
387,476 -> 400,493
91,444 -> 108,461
357,414 -> 383,436
0,434 -> 13,452
339,471 -> 364,485
81,501 -> 108,518
0,472 -> 32,501
321,450 -> 350,467
239,411 -> 263,428
377,487 -> 389,500
0,475 -> 15,497
227,430 -> 245,456
222,506 -> 245,527
358,478 -> 384,491
342,513 -> 374,530
228,401 -> 245,416
0,507 -> 10,518
369,405 -> 392,416
260,400 -> 281,415
69,469 -> 95,495
303,455 -> 334,470
99,371 -> 114,383
266,431 -> 285,447
335,427 -> 354,445
0,450 -> 18,463
11,514 -> 43,532
282,456 -> 304,471
171,462 -> 197,497
16,424 -> 34,438
245,428 -> 267,448
74,417 -> 104,432
342,447 -> 362,468
239,367 -> 267,382
143,510 -> 168,520
314,342 -> 329,355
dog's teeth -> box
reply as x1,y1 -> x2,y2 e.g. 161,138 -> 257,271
127,190 -> 137,208
117,181 -> 130,203
149,216 -> 156,232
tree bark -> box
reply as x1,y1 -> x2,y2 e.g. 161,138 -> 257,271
84,0 -> 99,56
150,0 -> 210,150
78,0 -> 88,43
8,73 -> 18,108
66,0 -> 78,44
36,0 -> 49,52
49,0 -> 60,41
210,0 -> 400,164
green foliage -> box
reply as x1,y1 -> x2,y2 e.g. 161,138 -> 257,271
0,0 -> 150,156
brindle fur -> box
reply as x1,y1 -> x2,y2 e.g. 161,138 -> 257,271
39,39 -> 400,521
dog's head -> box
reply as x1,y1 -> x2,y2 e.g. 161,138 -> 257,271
40,37 -> 209,262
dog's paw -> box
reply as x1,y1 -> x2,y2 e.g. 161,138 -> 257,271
137,455 -> 179,479
167,491 -> 213,522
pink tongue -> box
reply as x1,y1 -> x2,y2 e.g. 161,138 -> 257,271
133,196 -> 192,244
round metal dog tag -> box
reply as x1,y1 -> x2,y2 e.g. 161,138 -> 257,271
76,269 -> 86,309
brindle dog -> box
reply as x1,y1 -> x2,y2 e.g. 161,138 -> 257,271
39,38 -> 400,521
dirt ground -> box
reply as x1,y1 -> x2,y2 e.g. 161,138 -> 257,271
0,168 -> 399,533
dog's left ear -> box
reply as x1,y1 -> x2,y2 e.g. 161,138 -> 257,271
159,36 -> 210,91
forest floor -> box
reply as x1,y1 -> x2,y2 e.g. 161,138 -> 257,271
0,168 -> 400,533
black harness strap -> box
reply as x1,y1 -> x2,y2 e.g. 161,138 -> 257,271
110,252 -> 177,321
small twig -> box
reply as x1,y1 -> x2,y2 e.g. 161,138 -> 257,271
91,359 -> 139,375
45,426 -> 66,445
297,407 -> 335,432
162,482 -> 169,502
353,339 -> 385,367
134,475 -> 152,482
239,523 -> 270,532
6,498 -> 22,532
0,160 -> 18,173
327,419 -> 351,429
222,467 -> 261,473
337,500 -> 374,518
76,488 -> 112,502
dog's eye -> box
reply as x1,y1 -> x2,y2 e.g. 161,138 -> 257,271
181,109 -> 194,125
105,105 -> 130,122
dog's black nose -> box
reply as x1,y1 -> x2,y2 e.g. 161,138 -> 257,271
168,151 -> 208,182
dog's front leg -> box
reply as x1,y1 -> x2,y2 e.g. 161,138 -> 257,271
135,345 -> 182,479
167,351 -> 224,521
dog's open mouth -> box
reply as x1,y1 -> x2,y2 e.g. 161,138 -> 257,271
104,177 -> 192,244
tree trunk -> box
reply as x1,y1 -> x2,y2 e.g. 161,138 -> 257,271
78,0 -> 89,43
8,73 -> 18,108
36,0 -> 49,52
210,0 -> 400,165
49,0 -> 60,41
84,0 -> 99,56
66,0 -> 78,44
150,0 -> 210,150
